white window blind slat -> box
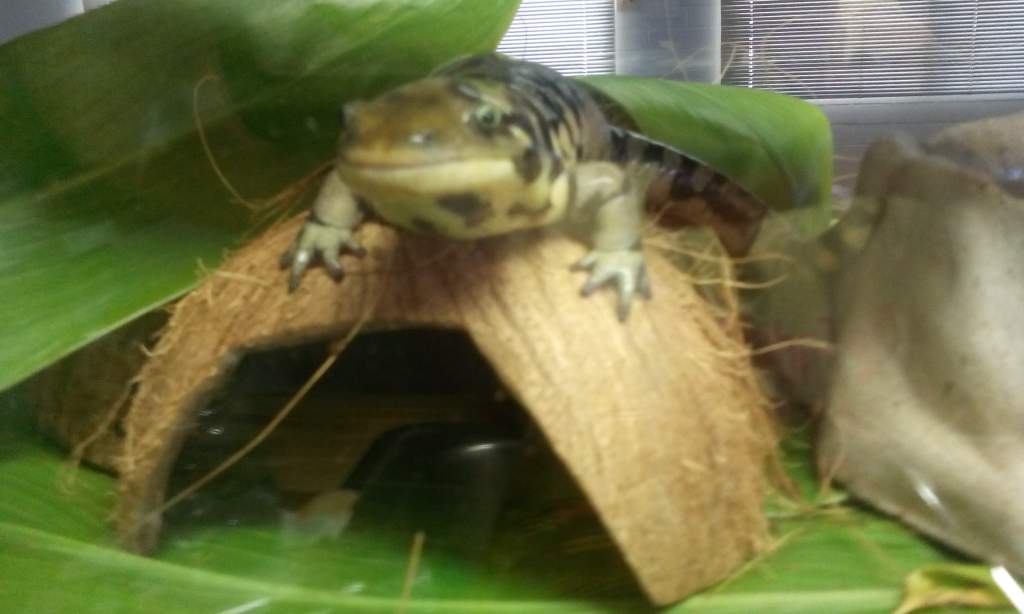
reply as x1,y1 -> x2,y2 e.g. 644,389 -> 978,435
723,0 -> 1024,99
497,0 -> 616,76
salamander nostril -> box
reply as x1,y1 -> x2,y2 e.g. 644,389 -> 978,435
409,129 -> 436,147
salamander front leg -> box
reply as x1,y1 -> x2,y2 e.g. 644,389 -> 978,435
571,162 -> 651,321
280,170 -> 367,291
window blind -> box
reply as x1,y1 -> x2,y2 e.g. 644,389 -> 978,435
723,0 -> 1024,98
497,0 -> 616,76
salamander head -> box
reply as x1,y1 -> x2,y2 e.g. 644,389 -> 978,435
333,76 -> 558,237
336,78 -> 537,192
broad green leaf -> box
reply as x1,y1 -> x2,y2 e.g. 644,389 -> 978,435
0,0 -> 831,394
583,76 -> 833,234
0,0 -> 519,393
1,386 -> 1010,613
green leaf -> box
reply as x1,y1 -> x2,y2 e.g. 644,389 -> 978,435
0,0 -> 831,394
582,76 -> 833,233
2,386 -> 1011,613
0,0 -> 519,393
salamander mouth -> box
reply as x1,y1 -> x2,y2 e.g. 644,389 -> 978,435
337,157 -> 517,193
337,154 -> 508,172
338,158 -> 460,171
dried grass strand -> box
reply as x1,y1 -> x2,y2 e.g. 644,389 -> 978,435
58,381 -> 134,490
158,324 -> 360,514
397,531 -> 426,613
192,74 -> 259,211
156,252 -> 390,515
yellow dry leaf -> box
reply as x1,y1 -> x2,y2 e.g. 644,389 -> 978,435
895,564 -> 1012,614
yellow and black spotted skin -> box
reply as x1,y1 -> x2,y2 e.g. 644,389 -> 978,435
283,53 -> 765,319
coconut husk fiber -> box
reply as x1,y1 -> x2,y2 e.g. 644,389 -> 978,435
33,311 -> 166,473
115,215 -> 774,605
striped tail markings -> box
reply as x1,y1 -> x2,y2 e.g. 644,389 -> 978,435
609,127 -> 767,257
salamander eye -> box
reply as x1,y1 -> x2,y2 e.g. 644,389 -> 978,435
471,104 -> 502,130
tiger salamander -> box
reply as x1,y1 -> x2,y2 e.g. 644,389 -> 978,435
282,53 -> 765,319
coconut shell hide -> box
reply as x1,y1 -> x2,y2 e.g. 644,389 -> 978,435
113,216 -> 773,605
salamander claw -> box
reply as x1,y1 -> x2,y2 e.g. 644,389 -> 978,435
280,220 -> 364,292
638,270 -> 652,300
573,249 -> 650,321
286,250 -> 312,292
